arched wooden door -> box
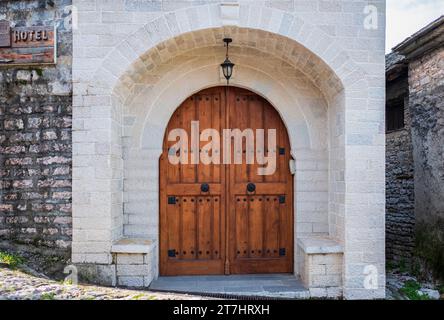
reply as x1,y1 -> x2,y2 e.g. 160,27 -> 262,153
160,87 -> 293,276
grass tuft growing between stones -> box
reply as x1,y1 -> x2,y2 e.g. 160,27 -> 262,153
0,251 -> 24,269
438,285 -> 444,295
61,278 -> 73,286
400,280 -> 430,300
34,68 -> 43,77
40,292 -> 56,300
414,219 -> 444,281
130,294 -> 158,300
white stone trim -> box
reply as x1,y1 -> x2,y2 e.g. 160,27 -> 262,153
111,238 -> 155,254
297,237 -> 343,254
220,2 -> 240,26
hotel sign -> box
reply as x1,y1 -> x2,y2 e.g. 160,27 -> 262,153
0,20 -> 56,66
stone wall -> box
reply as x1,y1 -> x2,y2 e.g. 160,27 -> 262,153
0,0 -> 72,258
408,46 -> 444,223
385,62 -> 415,264
408,46 -> 444,277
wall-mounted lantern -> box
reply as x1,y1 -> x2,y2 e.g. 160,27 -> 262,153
220,38 -> 235,85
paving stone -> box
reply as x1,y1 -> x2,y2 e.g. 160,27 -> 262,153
223,286 -> 264,292
0,266 -> 206,300
150,275 -> 310,298
262,286 -> 306,292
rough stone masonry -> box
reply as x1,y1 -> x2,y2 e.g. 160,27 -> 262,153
407,45 -> 444,277
385,52 -> 415,265
390,16 -> 444,277
0,0 -> 72,259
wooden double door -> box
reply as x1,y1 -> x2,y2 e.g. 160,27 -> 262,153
160,86 -> 293,275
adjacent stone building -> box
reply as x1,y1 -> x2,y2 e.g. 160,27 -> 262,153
0,0 -> 73,262
1,0 -> 388,299
385,52 -> 414,264
386,16 -> 444,276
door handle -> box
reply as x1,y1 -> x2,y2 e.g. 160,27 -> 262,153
247,183 -> 256,193
201,183 -> 210,193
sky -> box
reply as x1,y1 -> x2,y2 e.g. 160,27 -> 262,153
386,0 -> 444,53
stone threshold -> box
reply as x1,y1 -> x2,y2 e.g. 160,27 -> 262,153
149,274 -> 310,299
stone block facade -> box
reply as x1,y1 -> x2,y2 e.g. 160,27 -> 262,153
297,237 -> 343,298
0,0 -> 387,299
112,238 -> 156,288
70,0 -> 386,299
0,0 -> 72,258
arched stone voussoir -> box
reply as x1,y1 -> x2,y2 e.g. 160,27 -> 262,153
90,4 -> 361,105
133,62 -> 320,153
114,34 -> 343,105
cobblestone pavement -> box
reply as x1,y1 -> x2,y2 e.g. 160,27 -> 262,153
2,265 -> 442,300
0,267 -> 209,300
386,270 -> 442,300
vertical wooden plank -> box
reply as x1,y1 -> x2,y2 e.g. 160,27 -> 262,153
278,112 -> 287,183
212,195 -> 221,260
232,94 -> 249,183
197,196 -> 212,260
248,195 -> 264,258
167,196 -> 181,259
278,199 -> 288,256
212,93 -> 221,183
181,196 -> 197,259
264,195 -> 280,257
248,95 -> 264,183
235,196 -> 249,258
264,103 -> 280,183
197,95 -> 212,183
181,97 -> 196,183
167,110 -> 181,184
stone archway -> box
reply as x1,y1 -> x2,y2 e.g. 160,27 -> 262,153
120,48 -> 331,281
72,1 -> 386,299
